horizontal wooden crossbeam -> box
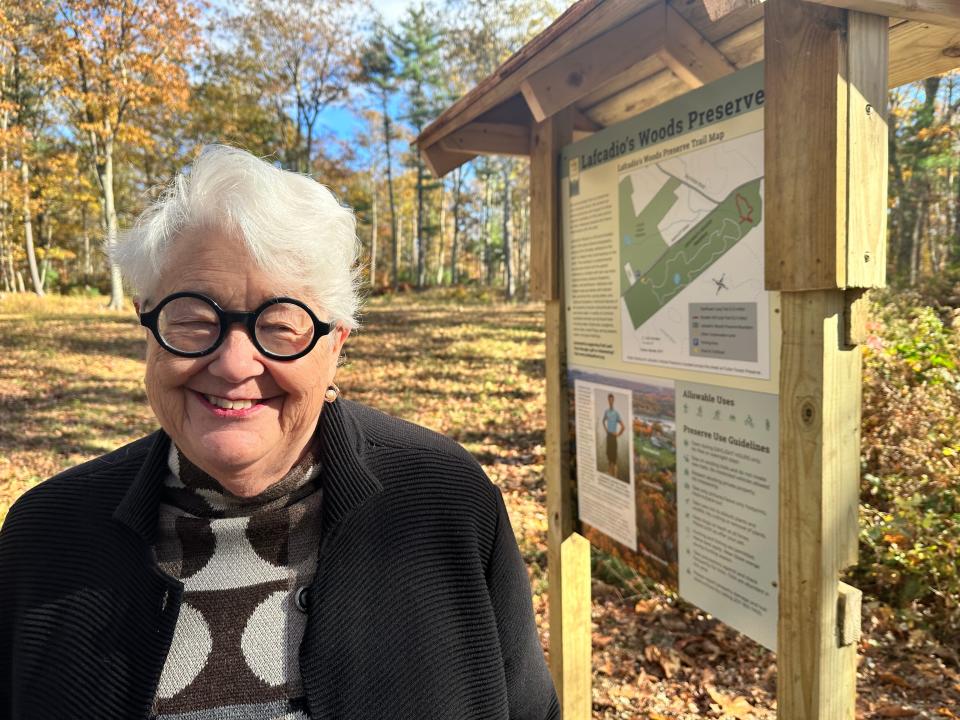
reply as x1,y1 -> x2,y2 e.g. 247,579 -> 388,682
704,0 -> 960,28
422,143 -> 476,178
439,122 -> 530,155
660,5 -> 737,88
520,3 -> 666,124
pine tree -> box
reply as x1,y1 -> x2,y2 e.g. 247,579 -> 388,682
359,30 -> 400,289
391,4 -> 446,288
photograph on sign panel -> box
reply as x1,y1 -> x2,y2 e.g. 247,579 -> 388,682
594,387 -> 630,484
572,372 -> 679,586
631,378 -> 678,584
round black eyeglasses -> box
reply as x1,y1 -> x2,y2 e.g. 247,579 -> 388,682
139,292 -> 333,361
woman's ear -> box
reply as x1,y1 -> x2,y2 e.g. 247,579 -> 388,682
133,297 -> 141,313
331,325 -> 350,354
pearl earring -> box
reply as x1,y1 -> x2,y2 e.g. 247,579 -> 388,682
324,384 -> 340,403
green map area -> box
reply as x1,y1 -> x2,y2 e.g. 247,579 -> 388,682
618,175 -> 680,295
620,177 -> 763,329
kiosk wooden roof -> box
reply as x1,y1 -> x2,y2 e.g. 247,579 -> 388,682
419,0 -> 960,180
417,3 -> 960,719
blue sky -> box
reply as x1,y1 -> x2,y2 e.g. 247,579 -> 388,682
317,1 -> 427,163
374,0 -> 420,23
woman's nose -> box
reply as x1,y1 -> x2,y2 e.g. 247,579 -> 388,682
207,326 -> 265,381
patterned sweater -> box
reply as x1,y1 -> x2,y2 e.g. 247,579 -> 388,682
151,446 -> 323,719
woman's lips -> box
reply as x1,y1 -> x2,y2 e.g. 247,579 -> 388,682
192,390 -> 269,418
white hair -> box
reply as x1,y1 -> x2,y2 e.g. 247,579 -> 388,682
113,145 -> 362,329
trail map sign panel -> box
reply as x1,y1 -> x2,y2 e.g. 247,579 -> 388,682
561,63 -> 780,651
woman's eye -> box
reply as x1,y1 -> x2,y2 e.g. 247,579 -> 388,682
261,323 -> 300,335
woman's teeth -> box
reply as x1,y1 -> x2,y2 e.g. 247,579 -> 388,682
203,394 -> 256,410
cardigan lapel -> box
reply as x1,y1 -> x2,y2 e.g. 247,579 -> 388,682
311,397 -> 384,533
112,429 -> 172,544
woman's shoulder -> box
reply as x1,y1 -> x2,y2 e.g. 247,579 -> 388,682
2,433 -> 160,530
340,399 -> 495,492
343,400 -> 480,464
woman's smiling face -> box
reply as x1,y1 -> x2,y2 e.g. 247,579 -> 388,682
142,225 -> 349,495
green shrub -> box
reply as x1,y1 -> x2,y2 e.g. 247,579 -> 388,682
853,289 -> 960,642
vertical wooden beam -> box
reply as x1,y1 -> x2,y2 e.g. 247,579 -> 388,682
530,111 -> 573,301
778,291 -> 861,719
766,0 -> 887,717
559,534 -> 592,720
846,11 -> 889,288
765,0 -> 847,291
532,108 -> 585,710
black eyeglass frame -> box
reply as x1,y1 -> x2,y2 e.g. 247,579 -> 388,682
139,291 -> 332,361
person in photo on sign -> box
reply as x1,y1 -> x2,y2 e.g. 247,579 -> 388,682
0,145 -> 559,720
602,392 -> 626,477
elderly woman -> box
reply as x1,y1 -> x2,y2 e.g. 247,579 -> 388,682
0,146 -> 559,719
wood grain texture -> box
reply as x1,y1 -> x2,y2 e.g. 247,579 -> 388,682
764,0 -> 847,291
846,11 -> 889,288
677,0 -> 766,41
559,533 -> 592,720
439,122 -> 531,156
660,4 -> 737,87
582,18 -> 762,128
779,290 -> 861,720
529,111 -> 572,301
843,288 -> 871,347
571,54 -> 667,117
585,69 -> 691,128
889,21 -> 960,87
422,143 -> 476,178
810,0 -> 960,28
545,298 -> 577,699
521,3 -> 666,123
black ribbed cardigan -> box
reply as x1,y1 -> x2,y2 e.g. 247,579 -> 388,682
0,398 -> 560,719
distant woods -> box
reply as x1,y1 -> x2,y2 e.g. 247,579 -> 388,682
0,1 -> 957,301
888,75 -> 960,287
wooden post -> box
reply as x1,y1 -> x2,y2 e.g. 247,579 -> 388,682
766,0 -> 887,717
531,109 -> 590,716
559,534 -> 592,720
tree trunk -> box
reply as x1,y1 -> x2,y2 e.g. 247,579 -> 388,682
20,156 -> 43,296
370,185 -> 378,288
82,204 -> 91,284
450,166 -> 461,285
436,180 -> 445,286
415,150 -> 426,288
888,112 -> 909,279
0,109 -> 9,292
483,176 -> 492,286
382,107 -> 399,290
954,162 -> 960,266
909,200 -> 926,286
39,214 -> 52,292
102,138 -> 124,309
396,214 -> 403,283
502,164 -> 514,299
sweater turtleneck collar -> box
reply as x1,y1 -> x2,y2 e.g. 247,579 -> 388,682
161,442 -> 323,519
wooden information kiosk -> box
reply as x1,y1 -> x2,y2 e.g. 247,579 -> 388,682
416,2 -> 960,717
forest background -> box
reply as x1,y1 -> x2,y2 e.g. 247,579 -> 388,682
1,0 -> 959,715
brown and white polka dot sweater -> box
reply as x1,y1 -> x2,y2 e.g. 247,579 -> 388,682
150,446 -> 323,720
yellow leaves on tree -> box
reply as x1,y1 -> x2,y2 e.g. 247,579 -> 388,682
53,0 -> 200,308
55,0 -> 198,153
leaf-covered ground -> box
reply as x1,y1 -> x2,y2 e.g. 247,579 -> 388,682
1,292 -> 957,719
